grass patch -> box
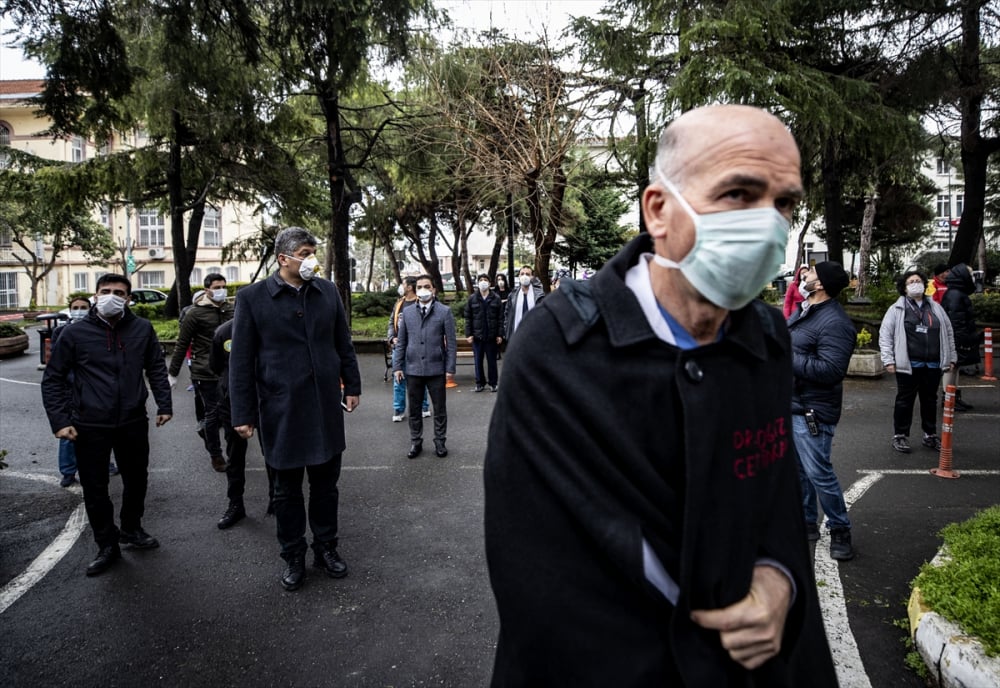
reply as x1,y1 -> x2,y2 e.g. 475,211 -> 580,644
913,505 -> 1000,656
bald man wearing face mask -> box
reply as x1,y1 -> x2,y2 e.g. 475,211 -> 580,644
484,105 -> 836,686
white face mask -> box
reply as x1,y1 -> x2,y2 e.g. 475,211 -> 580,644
478,281 -> 490,292
397,284 -> 405,297
652,175 -> 790,311
906,282 -> 924,298
285,254 -> 319,281
519,275 -> 532,288
416,288 -> 433,302
96,293 -> 126,317
798,280 -> 814,300
69,308 -> 88,321
211,288 -> 227,302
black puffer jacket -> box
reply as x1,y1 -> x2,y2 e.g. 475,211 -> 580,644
464,290 -> 503,339
941,263 -> 980,366
787,298 -> 856,425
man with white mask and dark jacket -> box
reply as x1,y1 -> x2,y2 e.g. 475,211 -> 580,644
502,265 -> 544,341
484,105 -> 837,686
42,273 -> 173,577
787,261 -> 857,560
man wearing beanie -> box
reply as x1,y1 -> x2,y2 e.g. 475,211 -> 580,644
787,261 -> 857,560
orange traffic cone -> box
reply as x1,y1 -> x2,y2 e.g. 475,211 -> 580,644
981,328 -> 997,381
930,384 -> 960,479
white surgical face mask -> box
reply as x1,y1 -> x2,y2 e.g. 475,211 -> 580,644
906,282 -> 924,298
285,253 -> 319,281
397,284 -> 405,297
416,288 -> 433,302
478,281 -> 490,292
798,280 -> 814,300
519,275 -> 532,287
69,308 -> 88,321
652,175 -> 790,311
211,288 -> 227,302
96,293 -> 126,317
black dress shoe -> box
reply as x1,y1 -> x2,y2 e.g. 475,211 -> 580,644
119,527 -> 159,549
407,441 -> 423,459
313,547 -> 348,578
281,554 -> 306,591
86,545 -> 121,577
217,502 -> 246,530
434,440 -> 448,457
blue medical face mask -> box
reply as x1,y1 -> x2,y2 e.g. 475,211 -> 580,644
652,174 -> 790,311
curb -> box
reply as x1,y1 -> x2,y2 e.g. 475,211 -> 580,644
908,553 -> 1000,687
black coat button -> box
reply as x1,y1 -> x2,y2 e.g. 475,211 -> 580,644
684,360 -> 704,383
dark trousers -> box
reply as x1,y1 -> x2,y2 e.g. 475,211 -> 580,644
472,337 -> 499,387
216,394 -> 273,504
272,455 -> 341,560
75,420 -> 150,548
194,379 -> 222,457
894,367 -> 943,436
407,374 -> 447,442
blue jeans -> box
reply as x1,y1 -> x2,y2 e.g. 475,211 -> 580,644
472,337 -> 499,387
393,367 -> 429,414
792,414 -> 851,530
59,438 -> 77,476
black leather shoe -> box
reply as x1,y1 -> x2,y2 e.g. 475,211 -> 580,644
210,455 -> 227,472
119,527 -> 159,549
217,502 -> 246,530
407,441 -> 423,459
281,554 -> 306,591
86,545 -> 121,577
434,440 -> 448,457
313,547 -> 348,578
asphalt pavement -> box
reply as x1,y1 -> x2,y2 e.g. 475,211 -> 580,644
1,331 -> 998,687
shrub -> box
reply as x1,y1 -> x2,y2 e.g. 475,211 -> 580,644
353,290 -> 396,318
855,327 -> 873,350
971,292 -> 1000,324
152,319 -> 179,341
131,303 -> 166,320
450,291 -> 468,320
0,322 -> 26,337
913,506 -> 1000,656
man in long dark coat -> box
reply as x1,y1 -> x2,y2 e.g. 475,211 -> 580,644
229,227 -> 361,591
484,105 -> 838,686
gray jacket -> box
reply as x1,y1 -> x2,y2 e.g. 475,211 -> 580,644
504,281 -> 545,340
393,299 -> 457,377
878,296 -> 956,375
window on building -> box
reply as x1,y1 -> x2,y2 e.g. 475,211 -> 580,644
208,266 -> 221,276
95,271 -> 107,286
138,208 -> 165,246
936,241 -> 949,250
100,204 -> 111,228
203,207 -> 221,247
73,272 -> 89,292
225,266 -> 239,282
138,271 -> 166,288
956,195 -> 964,216
0,272 -> 18,309
97,138 -> 112,156
191,268 -> 203,286
478,259 -> 485,271
936,194 -> 951,218
0,229 -> 11,247
0,124 -> 10,169
936,158 -> 950,175
71,136 -> 85,162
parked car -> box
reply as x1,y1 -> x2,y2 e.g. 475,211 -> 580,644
129,288 -> 168,306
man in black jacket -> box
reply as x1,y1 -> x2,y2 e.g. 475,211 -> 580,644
42,274 -> 173,577
484,105 -> 836,686
941,263 -> 979,411
787,261 -> 856,560
464,273 -> 503,392
168,272 -> 234,472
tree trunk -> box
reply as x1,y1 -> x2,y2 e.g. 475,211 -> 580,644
318,83 -> 355,323
855,193 -> 877,301
821,139 -> 844,265
165,110 -> 189,319
365,239 -> 376,292
538,164 -> 568,294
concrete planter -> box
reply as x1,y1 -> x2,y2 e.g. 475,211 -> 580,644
0,333 -> 29,358
847,350 -> 883,378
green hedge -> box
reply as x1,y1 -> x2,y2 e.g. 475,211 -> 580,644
352,290 -> 397,318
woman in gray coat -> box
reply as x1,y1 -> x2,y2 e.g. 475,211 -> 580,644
878,270 -> 956,454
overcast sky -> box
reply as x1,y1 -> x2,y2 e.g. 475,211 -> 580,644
0,1 -> 606,80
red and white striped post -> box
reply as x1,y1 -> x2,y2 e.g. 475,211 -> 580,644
930,384 -> 960,479
981,328 -> 997,381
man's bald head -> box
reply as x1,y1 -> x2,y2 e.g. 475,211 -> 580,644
655,105 -> 800,188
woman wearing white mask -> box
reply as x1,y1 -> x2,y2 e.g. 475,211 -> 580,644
878,271 -> 957,453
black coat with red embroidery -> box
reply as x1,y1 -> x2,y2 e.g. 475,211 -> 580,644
484,234 -> 836,687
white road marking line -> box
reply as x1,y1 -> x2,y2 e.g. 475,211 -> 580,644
816,471 -> 883,688
0,377 -> 40,386
0,472 -> 87,616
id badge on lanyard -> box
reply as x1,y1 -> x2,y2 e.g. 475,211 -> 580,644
909,299 -> 931,334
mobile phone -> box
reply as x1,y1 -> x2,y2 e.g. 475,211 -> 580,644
805,410 -> 819,436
